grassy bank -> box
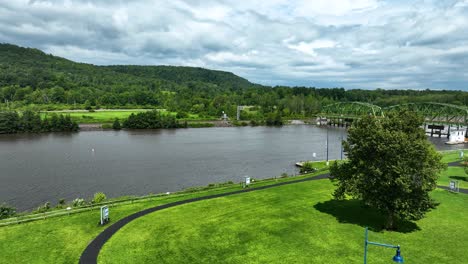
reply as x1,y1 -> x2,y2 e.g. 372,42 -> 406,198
40,109 -> 217,124
0,172 -> 323,263
99,181 -> 468,264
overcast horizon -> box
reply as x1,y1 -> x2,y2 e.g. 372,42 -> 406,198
1,0 -> 468,90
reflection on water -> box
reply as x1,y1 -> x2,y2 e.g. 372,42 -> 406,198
0,126 -> 464,211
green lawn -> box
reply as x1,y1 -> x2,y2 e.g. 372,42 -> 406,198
439,166 -> 468,189
441,149 -> 466,163
41,109 -> 150,124
0,172 -> 323,263
98,180 -> 468,264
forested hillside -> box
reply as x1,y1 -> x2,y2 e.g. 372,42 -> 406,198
0,43 -> 467,119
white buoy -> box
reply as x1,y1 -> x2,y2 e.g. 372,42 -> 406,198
92,148 -> 95,152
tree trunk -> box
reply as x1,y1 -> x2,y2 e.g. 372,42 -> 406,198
386,213 -> 396,230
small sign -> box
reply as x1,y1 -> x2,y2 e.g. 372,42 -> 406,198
449,180 -> 459,193
242,176 -> 251,188
100,206 -> 109,225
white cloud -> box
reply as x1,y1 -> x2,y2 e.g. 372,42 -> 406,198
0,0 -> 467,90
288,40 -> 337,56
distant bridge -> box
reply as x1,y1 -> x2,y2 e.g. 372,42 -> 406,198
318,102 -> 468,128
384,102 -> 468,125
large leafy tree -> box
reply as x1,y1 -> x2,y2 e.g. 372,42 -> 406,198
330,110 -> 446,230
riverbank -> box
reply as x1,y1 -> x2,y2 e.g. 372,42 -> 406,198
1,150 -> 464,223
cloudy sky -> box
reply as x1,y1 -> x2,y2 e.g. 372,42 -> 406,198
1,0 -> 468,90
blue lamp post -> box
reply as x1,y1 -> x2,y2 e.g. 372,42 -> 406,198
364,227 -> 403,263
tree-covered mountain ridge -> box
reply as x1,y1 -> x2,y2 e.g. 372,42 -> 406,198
0,43 -> 254,90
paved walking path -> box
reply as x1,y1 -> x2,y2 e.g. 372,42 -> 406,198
79,173 -> 330,263
448,161 -> 463,167
79,162 -> 467,264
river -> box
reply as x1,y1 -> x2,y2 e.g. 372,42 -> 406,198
0,125 -> 464,211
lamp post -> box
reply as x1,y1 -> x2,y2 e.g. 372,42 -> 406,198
340,135 -> 343,160
326,127 -> 329,166
364,227 -> 403,263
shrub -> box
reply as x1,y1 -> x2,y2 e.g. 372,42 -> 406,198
35,202 -> 51,213
250,120 -> 259,126
176,111 -> 188,119
280,173 -> 289,178
92,192 -> 107,204
56,198 -> 66,208
300,162 -> 317,174
72,198 -> 86,207
0,203 -> 16,219
112,118 -> 121,130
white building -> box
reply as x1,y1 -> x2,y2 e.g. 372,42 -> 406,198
447,129 -> 466,144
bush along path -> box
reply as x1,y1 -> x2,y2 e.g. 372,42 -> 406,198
80,162 -> 467,264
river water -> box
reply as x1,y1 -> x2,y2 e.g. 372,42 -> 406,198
0,125 -> 464,211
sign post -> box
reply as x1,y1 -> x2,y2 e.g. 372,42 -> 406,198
449,180 -> 459,193
100,205 -> 109,225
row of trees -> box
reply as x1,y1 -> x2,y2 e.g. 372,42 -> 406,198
0,110 -> 79,134
122,111 -> 188,129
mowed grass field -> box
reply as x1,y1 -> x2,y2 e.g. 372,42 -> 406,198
0,151 -> 467,263
41,110 -> 212,124
98,180 -> 468,264
41,109 -> 150,124
0,172 -> 324,263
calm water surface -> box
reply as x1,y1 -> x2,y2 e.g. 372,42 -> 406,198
0,126 -> 463,211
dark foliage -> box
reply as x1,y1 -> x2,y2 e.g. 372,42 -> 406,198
0,110 -> 78,134
112,118 -> 121,130
265,111 -> 283,126
0,203 -> 16,219
123,110 -> 187,129
330,110 -> 446,230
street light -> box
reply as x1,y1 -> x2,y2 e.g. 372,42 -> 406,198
364,227 -> 404,263
326,127 -> 329,166
340,135 -> 343,160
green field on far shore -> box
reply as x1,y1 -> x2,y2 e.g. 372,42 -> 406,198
40,109 -> 212,124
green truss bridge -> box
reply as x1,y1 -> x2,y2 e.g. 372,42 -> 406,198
318,102 -> 468,131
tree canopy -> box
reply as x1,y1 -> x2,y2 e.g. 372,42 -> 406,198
0,110 -> 78,134
330,110 -> 446,230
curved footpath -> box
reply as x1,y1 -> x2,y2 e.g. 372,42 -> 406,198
79,162 -> 466,264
